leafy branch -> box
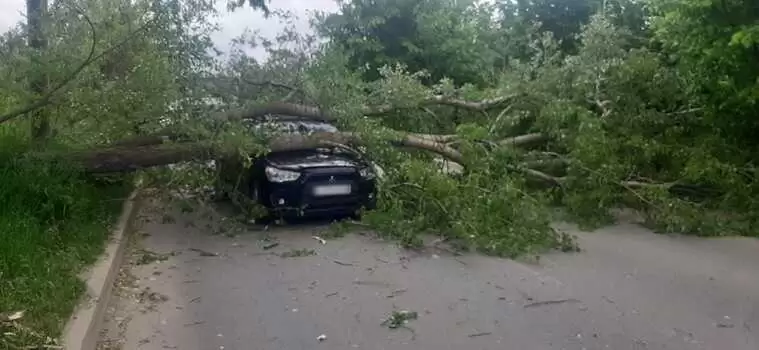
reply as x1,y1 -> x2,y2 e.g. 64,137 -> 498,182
0,11 -> 156,125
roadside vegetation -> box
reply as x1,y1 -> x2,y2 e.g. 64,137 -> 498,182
0,125 -> 130,348
2,0 -> 759,346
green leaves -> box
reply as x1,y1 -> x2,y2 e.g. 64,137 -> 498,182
316,0 -> 501,86
730,25 -> 759,48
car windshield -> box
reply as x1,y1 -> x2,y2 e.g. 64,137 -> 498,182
245,115 -> 339,135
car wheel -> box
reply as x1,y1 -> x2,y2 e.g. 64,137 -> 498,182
247,181 -> 274,225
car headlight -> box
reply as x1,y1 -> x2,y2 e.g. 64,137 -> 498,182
359,166 -> 376,179
265,166 -> 300,182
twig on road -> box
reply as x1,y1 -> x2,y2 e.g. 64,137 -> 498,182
523,298 -> 581,309
189,248 -> 218,257
386,288 -> 408,298
333,259 -> 354,266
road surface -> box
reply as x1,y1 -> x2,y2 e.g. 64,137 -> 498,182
97,197 -> 759,350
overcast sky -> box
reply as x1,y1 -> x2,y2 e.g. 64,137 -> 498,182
0,0 -> 339,60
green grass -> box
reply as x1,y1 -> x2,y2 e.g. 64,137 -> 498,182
0,133 -> 131,348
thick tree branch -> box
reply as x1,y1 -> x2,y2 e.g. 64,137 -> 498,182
46,143 -> 219,173
498,133 -> 548,146
366,94 -> 519,115
218,92 -> 521,122
56,130 -> 465,173
267,131 -> 465,164
215,102 -> 329,122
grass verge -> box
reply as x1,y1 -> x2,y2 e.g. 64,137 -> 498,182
0,136 -> 131,349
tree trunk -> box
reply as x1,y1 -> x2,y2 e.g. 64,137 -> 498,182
54,130 -> 466,173
27,0 -> 50,140
57,143 -> 219,173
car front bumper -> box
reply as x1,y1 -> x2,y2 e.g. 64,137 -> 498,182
263,176 -> 377,218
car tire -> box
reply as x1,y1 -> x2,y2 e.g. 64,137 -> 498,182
247,180 -> 274,225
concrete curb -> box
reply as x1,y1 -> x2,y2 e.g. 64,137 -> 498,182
62,187 -> 141,350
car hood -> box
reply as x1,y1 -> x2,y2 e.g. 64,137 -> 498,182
267,151 -> 365,170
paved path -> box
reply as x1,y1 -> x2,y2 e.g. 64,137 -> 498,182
98,198 -> 759,350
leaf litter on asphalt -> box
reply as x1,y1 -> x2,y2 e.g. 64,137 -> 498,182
280,248 -> 316,258
382,310 -> 418,329
382,310 -> 418,340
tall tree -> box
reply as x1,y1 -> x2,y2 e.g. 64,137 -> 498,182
497,0 -> 648,54
316,0 -> 501,86
648,0 -> 759,158
27,0 -> 51,140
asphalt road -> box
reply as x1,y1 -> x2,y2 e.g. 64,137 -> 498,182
97,197 -> 759,350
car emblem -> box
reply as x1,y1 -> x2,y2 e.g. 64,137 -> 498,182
328,176 -> 336,183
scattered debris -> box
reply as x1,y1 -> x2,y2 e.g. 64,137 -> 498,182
468,331 -> 492,338
386,289 -> 408,298
333,259 -> 353,266
138,290 -> 170,304
135,249 -> 173,265
317,334 -> 327,342
0,310 -> 24,322
189,296 -> 201,304
0,312 -> 60,349
524,298 -> 581,309
262,241 -> 280,250
381,310 -> 418,329
280,248 -> 316,258
352,280 -> 392,287
189,248 -> 218,257
312,236 -> 327,245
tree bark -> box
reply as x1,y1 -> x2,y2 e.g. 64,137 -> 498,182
213,94 -> 520,123
56,143 -> 219,173
27,0 -> 50,140
57,129 -> 466,173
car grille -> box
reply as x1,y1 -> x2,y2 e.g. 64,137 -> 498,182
300,167 -> 361,209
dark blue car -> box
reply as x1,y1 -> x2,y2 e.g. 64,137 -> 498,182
217,116 -> 378,222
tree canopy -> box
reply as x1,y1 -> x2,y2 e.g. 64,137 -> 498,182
2,0 -> 759,258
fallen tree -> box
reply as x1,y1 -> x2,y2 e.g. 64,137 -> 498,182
4,8 -> 756,261
50,99 -> 564,178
